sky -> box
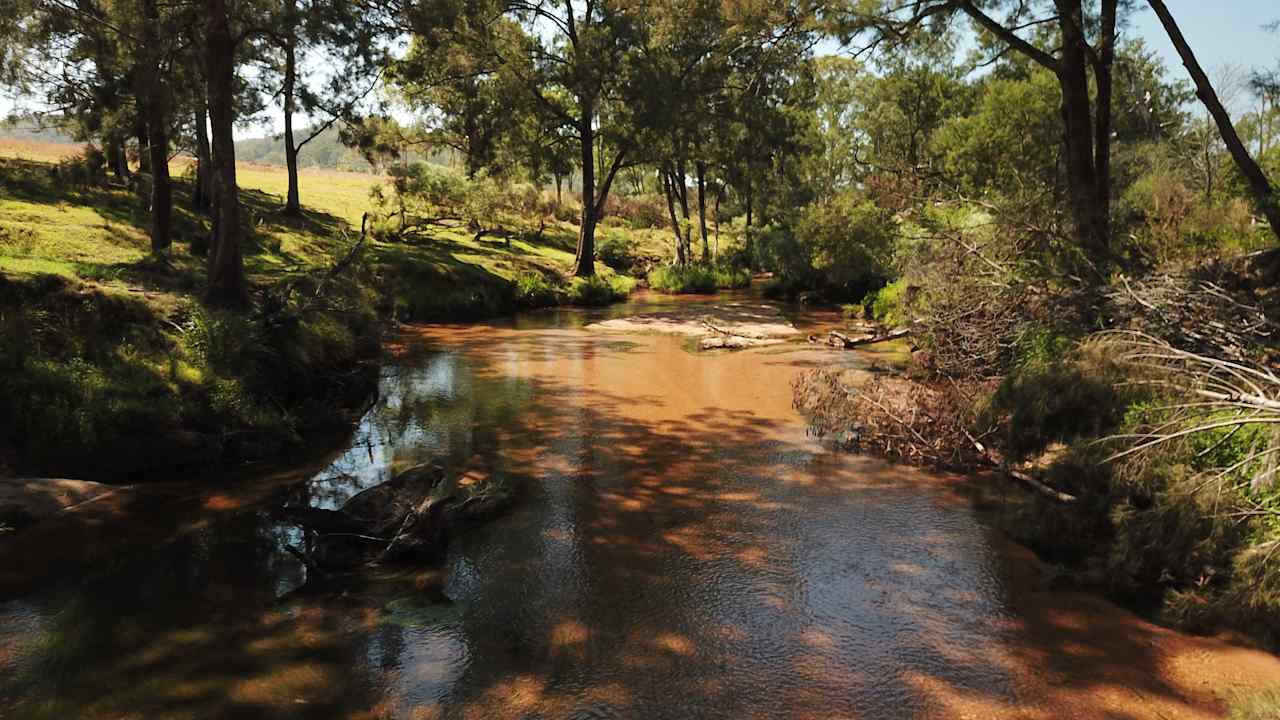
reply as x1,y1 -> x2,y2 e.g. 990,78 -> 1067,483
1,0 -> 1277,135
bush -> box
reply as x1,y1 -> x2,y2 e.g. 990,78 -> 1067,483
566,275 -> 634,306
514,272 -> 561,308
861,279 -> 910,326
597,230 -> 641,275
976,351 -> 1130,462
752,191 -> 898,300
607,194 -> 667,229
648,265 -> 716,294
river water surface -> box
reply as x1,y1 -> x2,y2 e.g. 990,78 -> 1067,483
2,294 -> 1278,719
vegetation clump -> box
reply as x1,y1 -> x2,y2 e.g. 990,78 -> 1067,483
647,264 -> 749,294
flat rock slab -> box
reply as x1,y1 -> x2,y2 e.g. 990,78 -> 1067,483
588,301 -> 800,349
0,477 -> 126,529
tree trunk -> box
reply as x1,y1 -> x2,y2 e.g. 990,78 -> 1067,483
1093,0 -> 1117,226
282,6 -> 301,216
1147,0 -> 1280,243
662,165 -> 685,266
135,119 -> 150,173
574,104 -> 596,277
1056,0 -> 1110,264
205,0 -> 249,306
554,173 -> 563,207
713,189 -> 720,262
744,175 -> 754,269
141,0 -> 171,253
675,160 -> 691,263
193,104 -> 213,213
696,160 -> 709,263
106,137 -> 129,180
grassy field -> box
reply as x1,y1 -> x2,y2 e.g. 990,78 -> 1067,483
0,138 -> 670,318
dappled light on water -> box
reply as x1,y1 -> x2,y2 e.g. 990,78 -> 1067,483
2,296 -> 1278,718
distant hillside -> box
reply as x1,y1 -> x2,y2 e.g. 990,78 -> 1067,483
0,119 -> 79,145
235,125 -> 381,173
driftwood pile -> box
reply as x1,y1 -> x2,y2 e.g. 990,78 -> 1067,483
278,462 -> 513,576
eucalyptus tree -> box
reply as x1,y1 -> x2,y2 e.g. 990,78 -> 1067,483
0,0 -> 191,252
258,0 -> 385,215
1146,0 -> 1280,245
393,0 -> 657,276
838,0 -> 1130,267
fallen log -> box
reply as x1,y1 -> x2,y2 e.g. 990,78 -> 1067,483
826,327 -> 914,348
278,462 -> 515,572
961,429 -> 1077,504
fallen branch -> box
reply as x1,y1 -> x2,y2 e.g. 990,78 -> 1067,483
826,327 -> 913,348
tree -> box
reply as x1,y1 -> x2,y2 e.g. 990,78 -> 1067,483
204,0 -> 249,305
395,1 -> 652,277
841,0 -> 1126,267
263,0 -> 384,214
1146,0 -> 1280,245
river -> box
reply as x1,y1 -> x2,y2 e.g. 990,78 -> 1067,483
2,293 -> 1278,719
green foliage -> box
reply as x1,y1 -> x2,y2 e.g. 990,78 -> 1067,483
754,192 -> 897,301
566,275 -> 634,306
1118,144 -> 1271,264
647,264 -> 748,294
933,69 -> 1062,195
978,350 -> 1130,462
597,229 -> 642,275
861,278 -> 909,326
514,271 -> 635,309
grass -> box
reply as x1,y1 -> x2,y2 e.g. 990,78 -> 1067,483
0,138 -> 651,477
647,263 -> 750,294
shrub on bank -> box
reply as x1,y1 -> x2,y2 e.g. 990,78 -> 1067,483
647,264 -> 749,294
514,271 -> 635,308
0,270 -> 381,479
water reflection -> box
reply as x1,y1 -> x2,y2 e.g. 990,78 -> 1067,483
2,297 -> 1233,719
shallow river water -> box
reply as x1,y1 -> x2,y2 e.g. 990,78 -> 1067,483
2,294 -> 1278,719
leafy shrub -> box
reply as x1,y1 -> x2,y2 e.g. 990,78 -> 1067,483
862,279 -> 910,326
597,230 -> 641,275
607,194 -> 667,229
976,349 -> 1130,462
752,192 -> 897,300
648,265 -> 717,294
566,275 -> 633,306
514,272 -> 561,308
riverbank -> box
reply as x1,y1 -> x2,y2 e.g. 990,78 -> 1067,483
4,299 -> 1280,718
0,146 -> 658,480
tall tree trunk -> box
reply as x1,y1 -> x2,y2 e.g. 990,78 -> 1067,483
744,174 -> 754,270
696,160 -> 709,263
205,0 -> 249,306
662,165 -> 685,266
574,104 -> 596,277
1056,0 -> 1110,264
282,2 -> 301,215
135,119 -> 150,174
554,173 -> 563,207
106,136 -> 129,180
142,0 -> 171,253
1147,0 -> 1280,243
1093,0 -> 1117,225
193,104 -> 213,213
675,160 -> 691,263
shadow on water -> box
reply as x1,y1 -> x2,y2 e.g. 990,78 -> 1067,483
0,295 -> 1268,719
